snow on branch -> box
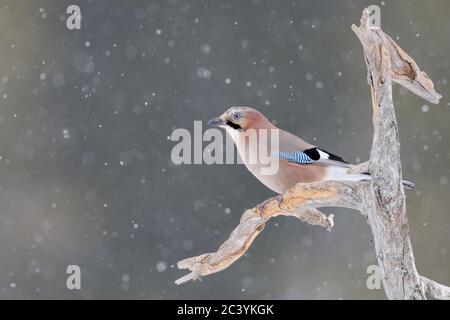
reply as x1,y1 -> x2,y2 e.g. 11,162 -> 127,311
175,8 -> 449,299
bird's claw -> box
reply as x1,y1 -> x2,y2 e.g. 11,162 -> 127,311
276,195 -> 285,210
192,272 -> 202,282
326,214 -> 335,232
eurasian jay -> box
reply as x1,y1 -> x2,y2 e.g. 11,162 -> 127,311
208,106 -> 414,194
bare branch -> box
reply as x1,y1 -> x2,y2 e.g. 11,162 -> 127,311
351,7 -> 443,299
285,208 -> 334,232
351,9 -> 441,104
176,209 -> 266,285
421,276 -> 450,300
346,161 -> 370,175
175,181 -> 361,285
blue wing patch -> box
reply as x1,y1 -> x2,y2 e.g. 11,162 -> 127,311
272,151 -> 313,164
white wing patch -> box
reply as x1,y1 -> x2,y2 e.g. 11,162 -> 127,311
317,149 -> 330,160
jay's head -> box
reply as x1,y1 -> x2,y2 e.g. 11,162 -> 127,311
208,107 -> 271,133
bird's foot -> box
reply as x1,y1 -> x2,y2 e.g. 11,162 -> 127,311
275,195 -> 286,210
326,214 -> 335,232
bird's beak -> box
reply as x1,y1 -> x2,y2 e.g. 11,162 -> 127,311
207,117 -> 226,126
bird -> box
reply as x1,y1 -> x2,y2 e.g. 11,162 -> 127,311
208,106 -> 414,194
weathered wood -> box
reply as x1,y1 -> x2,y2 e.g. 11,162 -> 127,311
175,181 -> 361,285
421,276 -> 450,300
351,10 -> 441,104
351,8 -> 441,300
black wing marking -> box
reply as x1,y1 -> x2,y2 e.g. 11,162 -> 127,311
303,147 -> 350,167
316,148 -> 349,164
302,148 -> 321,161
274,147 -> 350,167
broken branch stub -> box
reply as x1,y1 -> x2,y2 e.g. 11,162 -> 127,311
351,9 -> 441,104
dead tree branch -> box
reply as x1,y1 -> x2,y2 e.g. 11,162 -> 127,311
175,181 -> 361,285
175,8 -> 449,299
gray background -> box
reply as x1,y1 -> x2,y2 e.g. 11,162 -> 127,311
0,0 -> 449,299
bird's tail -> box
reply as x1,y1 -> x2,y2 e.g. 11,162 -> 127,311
326,166 -> 415,189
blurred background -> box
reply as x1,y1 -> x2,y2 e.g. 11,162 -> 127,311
0,0 -> 448,299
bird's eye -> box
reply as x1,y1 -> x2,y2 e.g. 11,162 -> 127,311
233,113 -> 242,121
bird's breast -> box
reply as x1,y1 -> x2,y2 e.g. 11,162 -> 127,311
233,133 -> 327,194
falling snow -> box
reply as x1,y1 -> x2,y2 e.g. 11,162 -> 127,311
0,0 -> 447,301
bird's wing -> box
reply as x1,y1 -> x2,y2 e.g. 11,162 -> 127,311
273,147 -> 350,168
